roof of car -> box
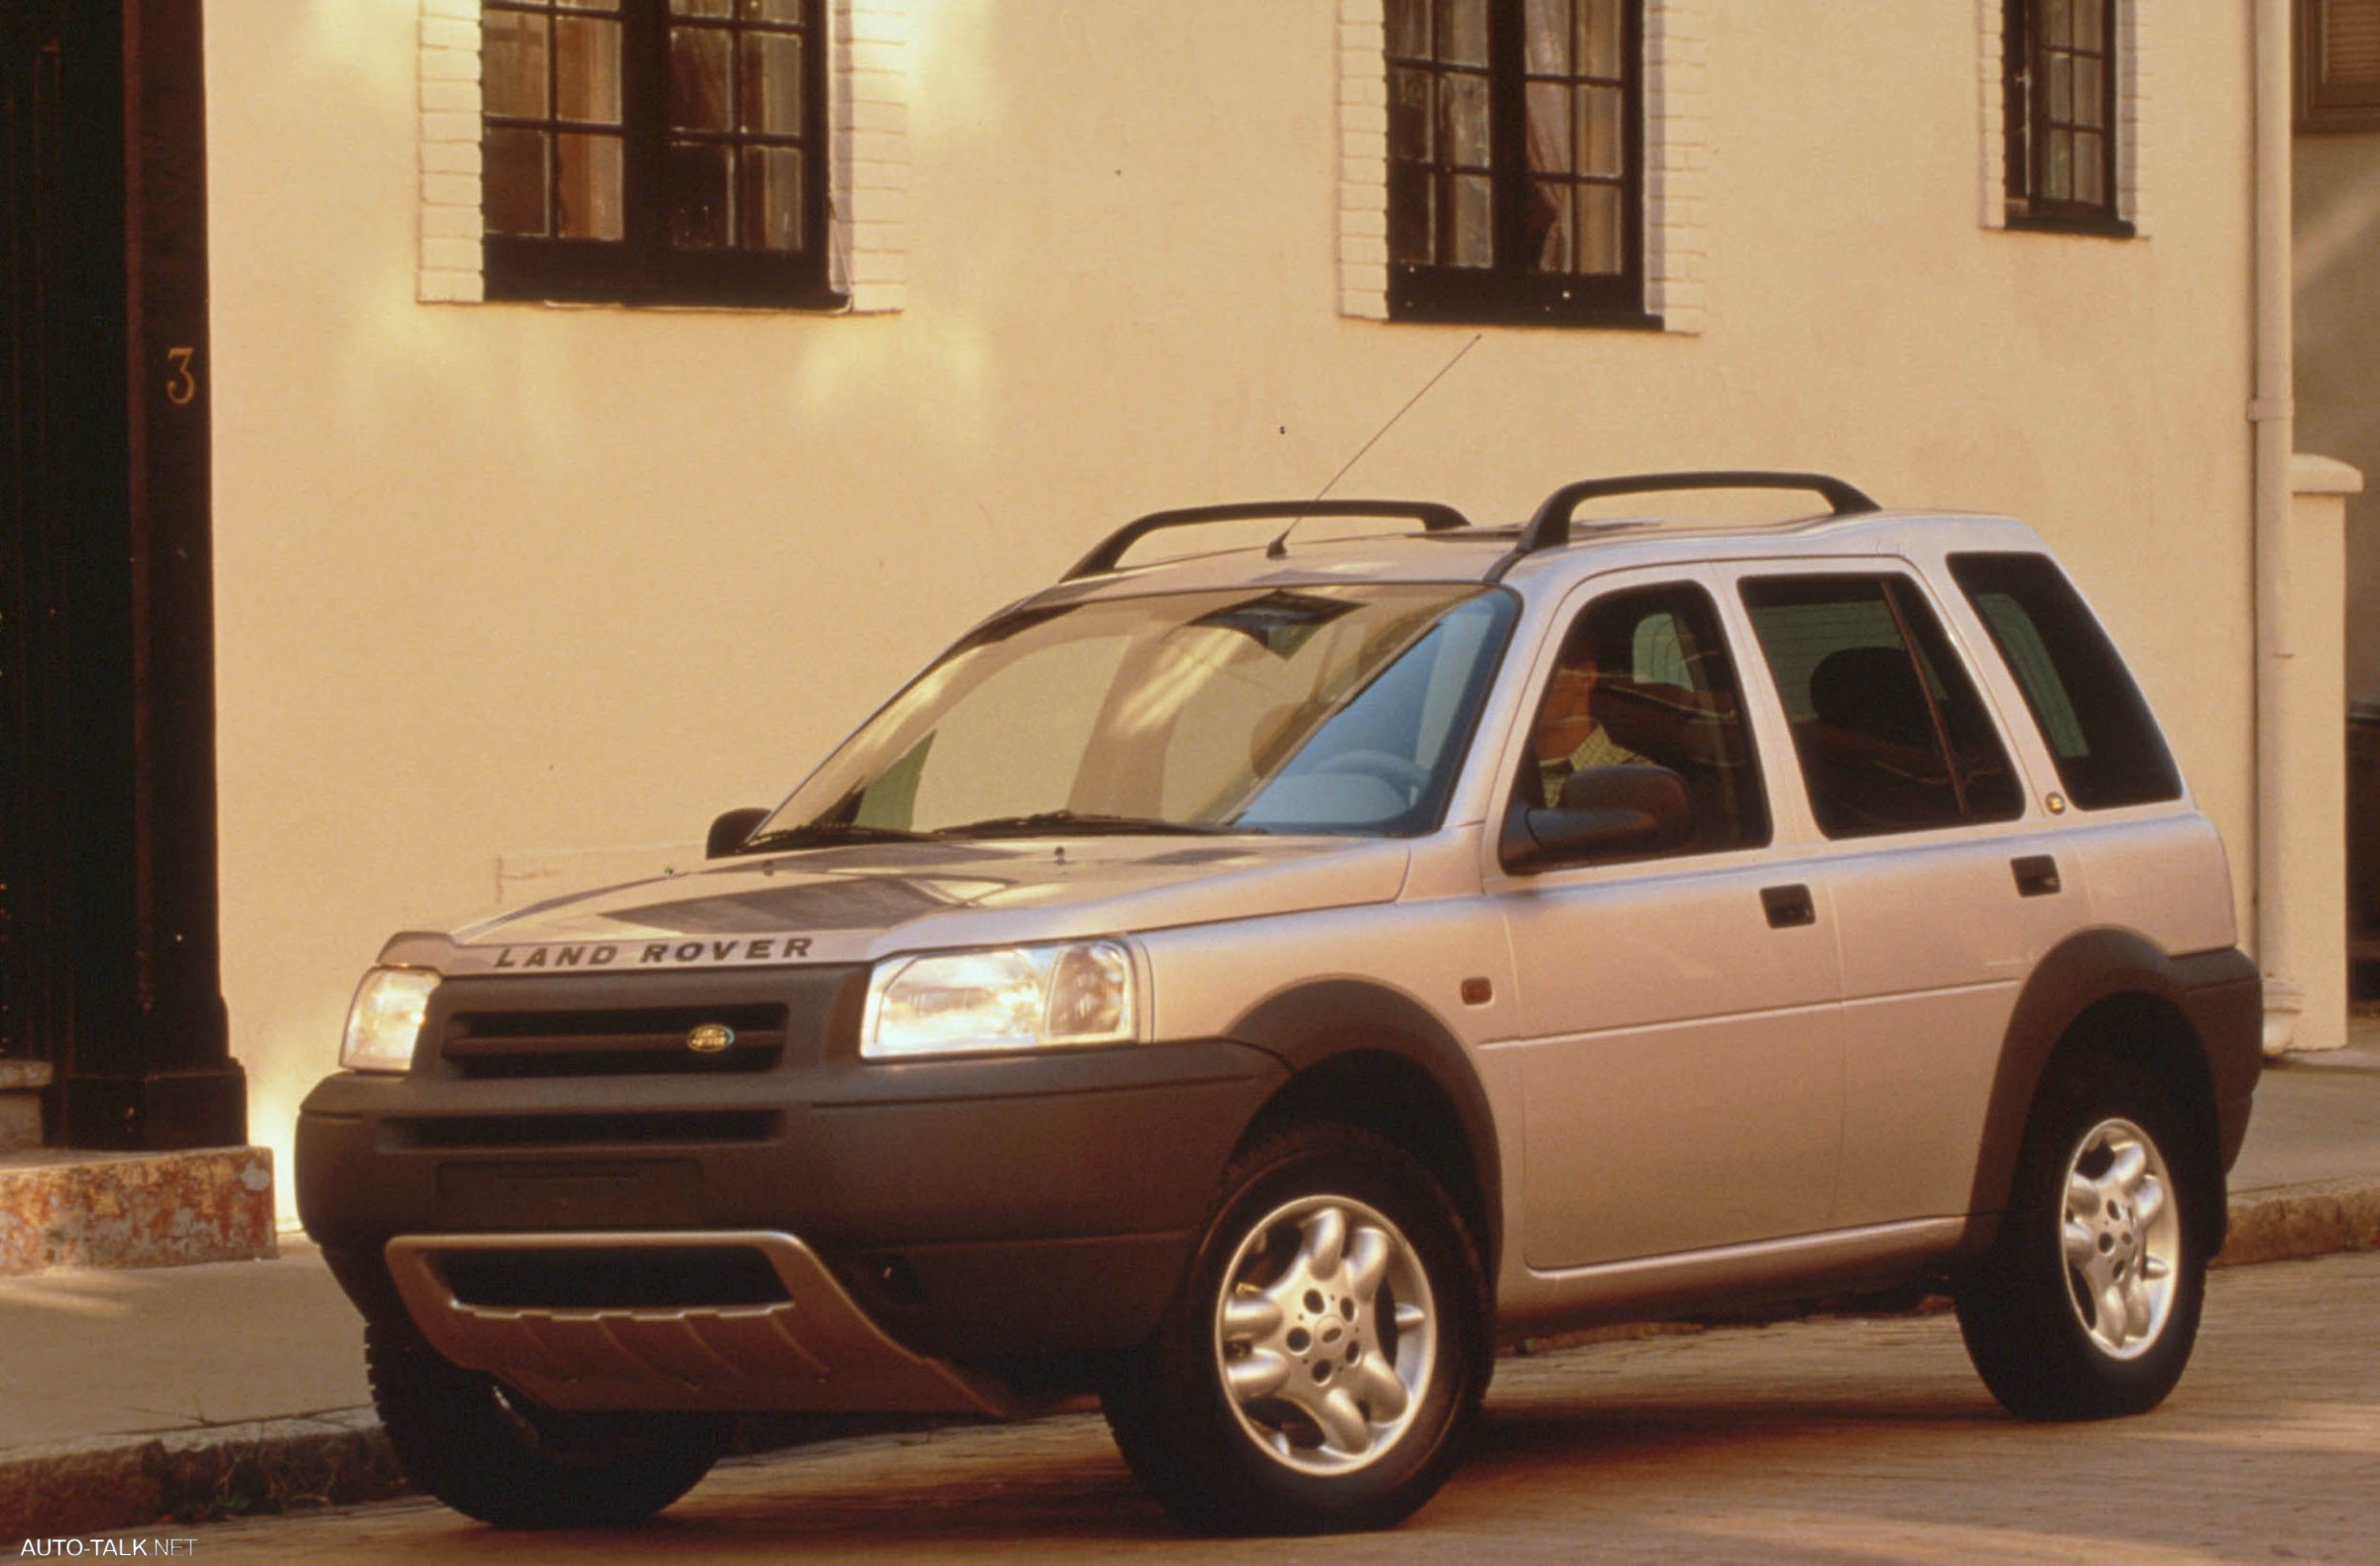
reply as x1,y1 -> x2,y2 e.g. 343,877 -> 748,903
1025,505 -> 2052,610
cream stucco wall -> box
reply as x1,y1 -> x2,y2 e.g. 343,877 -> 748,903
202,1 -> 2260,1206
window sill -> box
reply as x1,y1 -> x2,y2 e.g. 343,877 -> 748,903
1385,300 -> 1667,331
2000,212 -> 2138,241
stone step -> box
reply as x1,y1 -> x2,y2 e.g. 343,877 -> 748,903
0,1144 -> 276,1275
0,1059 -> 51,1154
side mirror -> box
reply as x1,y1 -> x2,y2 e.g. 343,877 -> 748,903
1499,765 -> 1691,874
706,806 -> 770,860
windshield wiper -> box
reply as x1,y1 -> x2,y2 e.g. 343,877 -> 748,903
737,821 -> 942,852
936,810 -> 1233,839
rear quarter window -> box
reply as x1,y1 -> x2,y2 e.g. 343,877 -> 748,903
1948,552 -> 2183,810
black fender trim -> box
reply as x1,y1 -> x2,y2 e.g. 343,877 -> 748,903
1968,930 -> 2260,1245
1226,980 -> 1502,1275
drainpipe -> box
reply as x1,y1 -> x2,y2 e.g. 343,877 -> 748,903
2252,0 -> 2301,1054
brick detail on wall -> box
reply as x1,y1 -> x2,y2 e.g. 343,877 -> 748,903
1337,0 -> 1708,332
1979,0 -> 2149,236
1643,0 -> 1708,334
415,0 -> 910,309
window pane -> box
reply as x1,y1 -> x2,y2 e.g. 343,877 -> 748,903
1450,174 -> 1492,267
1525,583 -> 1769,852
1948,552 -> 2182,810
1389,67 -> 1433,162
671,26 -> 733,132
2044,128 -> 2074,198
482,11 -> 549,121
1575,182 -> 1621,274
1529,181 -> 1574,271
556,0 -> 620,10
1441,71 -> 1489,166
484,126 -> 548,235
1526,82 -> 1572,175
1438,0 -> 1488,67
1386,0 -> 1430,59
2076,131 -> 2105,204
668,141 -> 733,247
739,146 -> 805,251
555,133 -> 624,239
741,32 -> 803,135
1389,165 -> 1435,263
1580,83 -> 1622,177
1579,0 -> 1622,77
2076,0 -> 2104,51
2045,0 -> 2073,49
671,0 -> 732,14
554,16 -> 621,124
1740,576 -> 2016,838
741,0 -> 805,19
1525,0 -> 1571,74
2076,58 -> 2105,128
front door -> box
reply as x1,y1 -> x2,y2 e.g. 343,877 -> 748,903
1494,573 -> 1842,1269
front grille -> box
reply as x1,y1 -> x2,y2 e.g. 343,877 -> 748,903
440,1003 -> 787,1078
439,1245 -> 791,1309
391,1111 -> 780,1148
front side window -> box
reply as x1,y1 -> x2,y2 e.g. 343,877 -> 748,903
1742,574 -> 2024,839
2003,0 -> 2125,230
481,0 -> 836,306
755,584 -> 1518,842
1518,582 -> 1769,853
1385,0 -> 1648,324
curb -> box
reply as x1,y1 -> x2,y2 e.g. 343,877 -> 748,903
0,1410 -> 402,1537
2216,1179 -> 2380,1267
8,1178 -> 2376,1539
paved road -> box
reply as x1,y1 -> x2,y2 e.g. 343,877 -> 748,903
108,1252 -> 2380,1564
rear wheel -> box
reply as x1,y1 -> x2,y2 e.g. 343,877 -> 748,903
1955,1052 -> 2207,1421
1100,1122 -> 1487,1534
366,1322 -> 725,1528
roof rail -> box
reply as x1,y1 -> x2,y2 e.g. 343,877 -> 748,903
1488,470 -> 1879,580
1061,499 -> 1473,582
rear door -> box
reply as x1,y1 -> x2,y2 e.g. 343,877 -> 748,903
1731,561 -> 2085,1228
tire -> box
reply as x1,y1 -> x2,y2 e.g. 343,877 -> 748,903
1099,1122 -> 1488,1535
366,1322 -> 725,1528
1954,1051 -> 2208,1421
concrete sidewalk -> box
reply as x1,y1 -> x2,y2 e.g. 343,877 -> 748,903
5,1023 -> 2377,1535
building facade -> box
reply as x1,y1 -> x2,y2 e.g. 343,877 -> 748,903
7,2 -> 2344,1219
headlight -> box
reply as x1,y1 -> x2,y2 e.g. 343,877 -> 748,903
862,940 -> 1138,1060
340,967 -> 439,1073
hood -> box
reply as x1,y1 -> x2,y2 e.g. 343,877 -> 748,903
381,835 -> 1414,976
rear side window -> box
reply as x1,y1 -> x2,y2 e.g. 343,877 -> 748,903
1741,573 -> 2024,838
1949,552 -> 2182,809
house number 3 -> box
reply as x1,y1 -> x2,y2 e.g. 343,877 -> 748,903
165,346 -> 198,407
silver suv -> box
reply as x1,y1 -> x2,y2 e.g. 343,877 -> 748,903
298,472 -> 2261,1534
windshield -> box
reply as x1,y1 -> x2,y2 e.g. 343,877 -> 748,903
756,583 -> 1515,842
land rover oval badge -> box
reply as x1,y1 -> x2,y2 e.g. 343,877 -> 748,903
686,1024 -> 735,1055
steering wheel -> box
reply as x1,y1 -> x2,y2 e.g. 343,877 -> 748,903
1308,749 -> 1431,803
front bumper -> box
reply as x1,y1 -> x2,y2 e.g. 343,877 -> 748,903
298,969 -> 1286,1374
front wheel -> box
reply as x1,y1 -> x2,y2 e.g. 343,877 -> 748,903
1100,1122 -> 1488,1534
1955,1052 -> 2208,1421
366,1322 -> 725,1528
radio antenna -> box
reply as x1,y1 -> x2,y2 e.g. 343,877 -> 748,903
1268,332 -> 1483,557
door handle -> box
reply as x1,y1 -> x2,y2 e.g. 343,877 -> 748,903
2011,854 -> 2063,898
1760,884 -> 1816,928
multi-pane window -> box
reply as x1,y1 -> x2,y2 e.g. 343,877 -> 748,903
480,0 -> 836,306
2003,0 -> 2124,229
1384,0 -> 1648,324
